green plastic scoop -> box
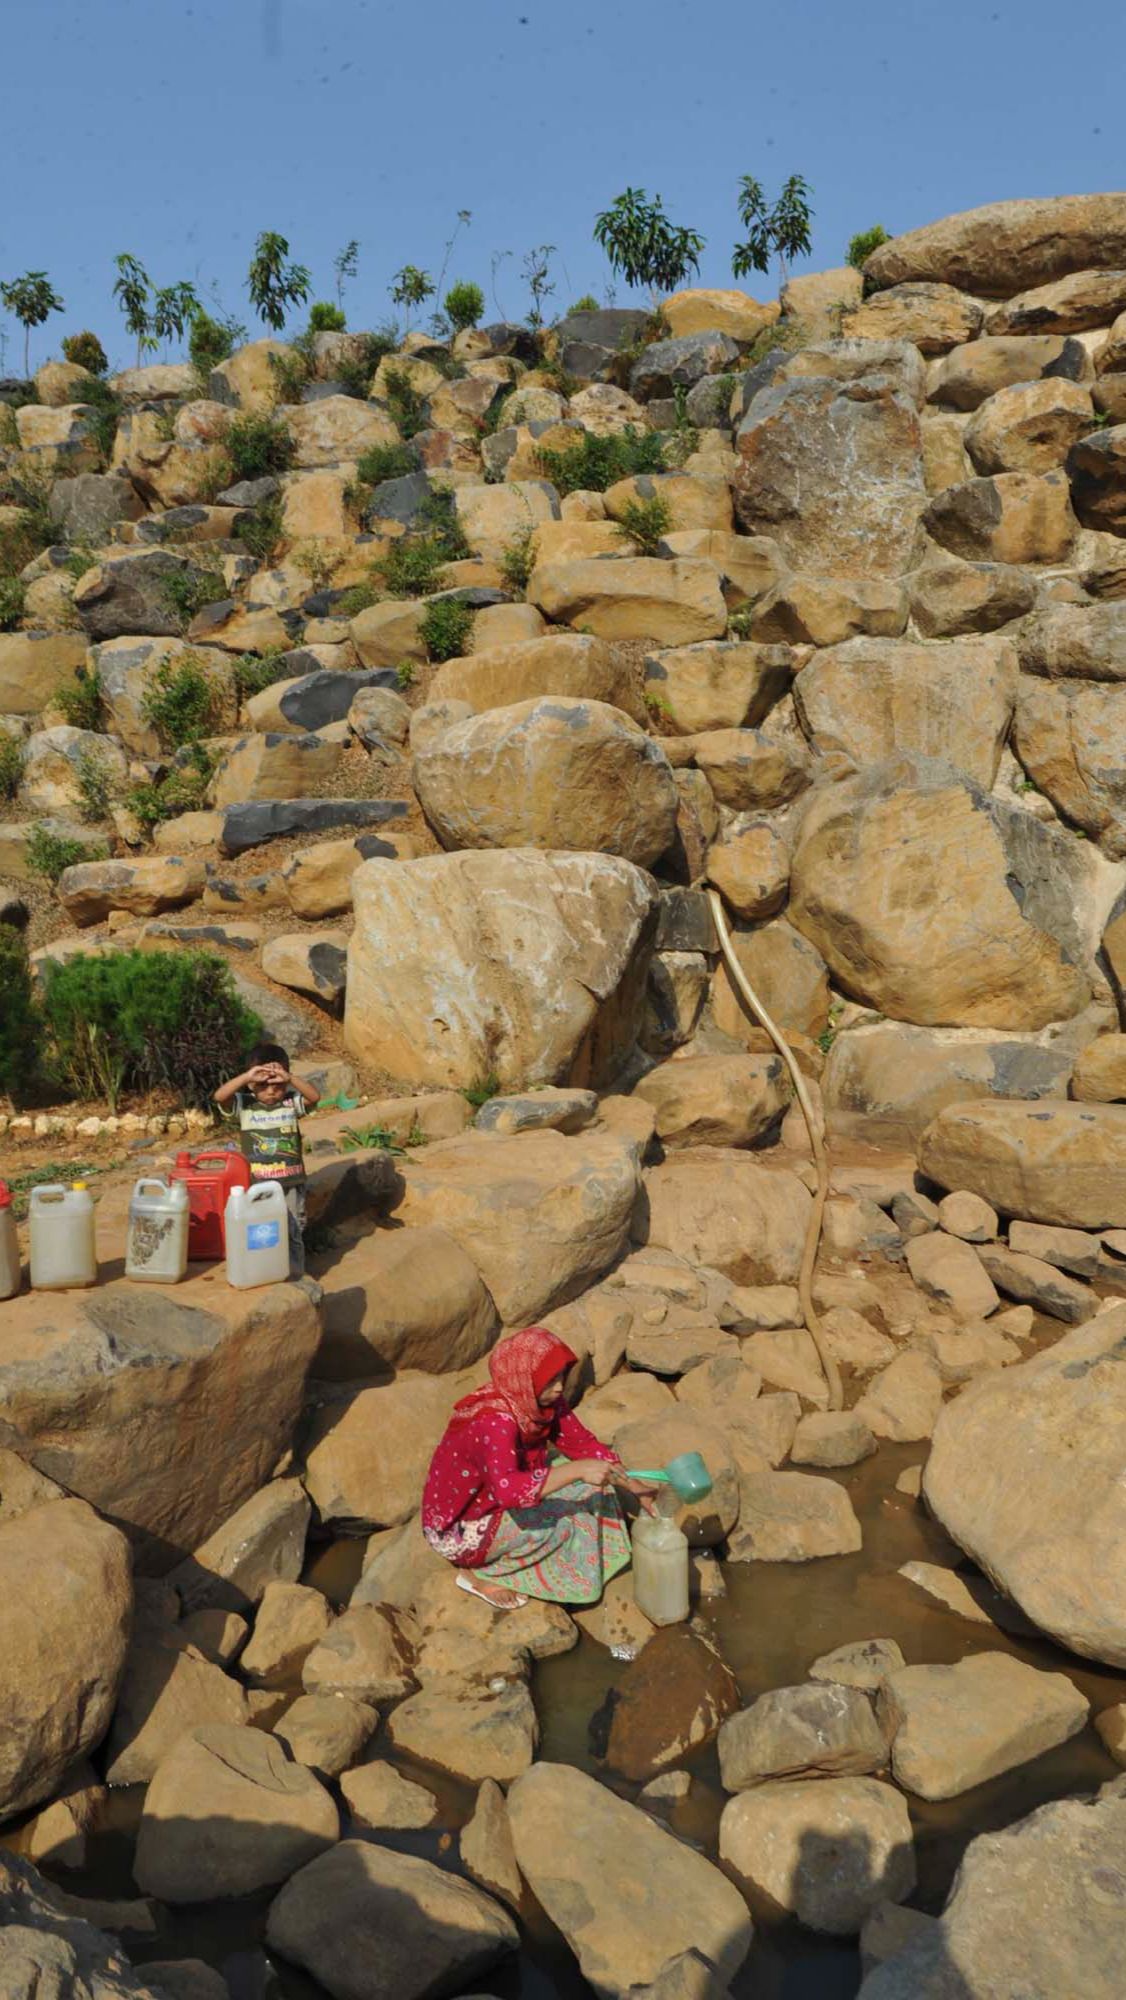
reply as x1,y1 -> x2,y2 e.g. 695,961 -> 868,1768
623,1450 -> 712,1503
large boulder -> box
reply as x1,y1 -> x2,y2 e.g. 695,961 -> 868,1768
734,367 -> 926,577
720,1778 -> 915,1936
266,1840 -> 518,2000
788,758 -> 1098,1030
918,1100 -> 1126,1228
0,1499 -> 131,1820
302,1371 -> 468,1529
710,917 -> 831,1042
644,639 -> 793,735
314,1224 -> 498,1380
876,1651 -> 1087,1800
823,1021 -> 1073,1147
528,556 -> 728,646
718,1682 -> 888,1790
344,849 -> 656,1089
1013,677 -> 1126,855
71,549 -> 213,640
134,1724 -> 339,1902
922,1310 -> 1126,1666
103,1624 -> 248,1786
0,630 -> 87,715
1068,423 -> 1126,535
863,195 -> 1126,295
428,631 -> 642,719
412,697 -> 679,867
507,1763 -> 753,1996
391,1128 -> 642,1323
793,635 -> 1018,787
857,1779 -> 1126,1999
923,469 -> 1076,563
386,1681 -> 537,1784
632,1051 -> 790,1149
927,333 -> 1091,411
1018,598 -> 1126,682
0,1850 -> 168,1999
643,1150 -> 812,1285
599,1628 -> 740,1781
964,377 -> 1093,474
0,1275 -> 320,1571
842,281 -> 983,353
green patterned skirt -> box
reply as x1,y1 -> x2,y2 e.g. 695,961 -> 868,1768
476,1478 -> 632,1604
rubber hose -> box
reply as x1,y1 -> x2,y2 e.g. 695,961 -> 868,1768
705,886 -> 843,1412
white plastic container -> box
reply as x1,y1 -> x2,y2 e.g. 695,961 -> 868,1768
631,1509 -> 690,1626
29,1183 -> 97,1291
224,1180 -> 290,1289
125,1177 -> 189,1284
0,1182 -> 20,1299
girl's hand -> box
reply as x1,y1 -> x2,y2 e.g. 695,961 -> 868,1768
570,1458 -> 616,1488
621,1474 -> 663,1514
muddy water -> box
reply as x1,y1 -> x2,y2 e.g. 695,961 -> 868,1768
15,1440 -> 1126,2000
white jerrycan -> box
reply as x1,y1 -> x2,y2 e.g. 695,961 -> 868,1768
125,1177 -> 190,1284
225,1180 -> 290,1288
631,1508 -> 690,1626
29,1183 -> 97,1291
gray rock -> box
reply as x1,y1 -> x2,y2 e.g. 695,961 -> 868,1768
631,332 -> 741,401
557,307 -> 652,380
218,796 -> 408,856
474,1087 -> 598,1135
362,471 -> 433,528
48,472 -> 145,541
877,1651 -> 1088,1800
718,1681 -> 888,1790
808,1638 -> 906,1692
685,373 -> 739,429
72,548 -> 214,641
975,1242 -> 1097,1322
217,476 -> 280,508
858,1778 -> 1126,1998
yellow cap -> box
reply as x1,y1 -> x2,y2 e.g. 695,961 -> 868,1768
71,1181 -> 87,1191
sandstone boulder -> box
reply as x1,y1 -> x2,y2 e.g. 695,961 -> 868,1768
864,196 -> 1126,295
923,1309 -> 1126,1666
528,556 -> 728,645
273,1694 -> 376,1779
710,917 -> 831,1042
57,854 -> 206,926
789,759 -> 1094,1030
644,639 -> 792,735
822,1020 -> 1072,1147
413,696 -> 678,867
1068,423 -> 1126,535
1014,677 -> 1126,854
134,1723 -> 338,1901
344,849 -> 655,1088
1018,598 -> 1126,681
794,635 -> 1017,786
632,1051 -> 790,1149
0,1851 -> 167,2000
0,630 -> 87,715
1073,1035 -> 1126,1101
302,1604 -> 415,1703
0,1500 -> 131,1820
339,1760 -> 437,1830
727,1461 -> 862,1562
918,1100 -> 1126,1228
386,1680 -> 537,1784
704,821 -> 790,919
19,725 -> 128,814
927,333 -> 1090,411
908,556 -> 1035,637
750,572 -> 908,647
315,1224 -> 498,1380
720,1778 -> 915,1935
266,1840 -> 518,2000
302,1371 -> 467,1530
507,1763 -> 753,1996
240,1582 -> 333,1690
923,470 -> 1075,563
103,1626 -> 249,1786
842,281 -> 983,353
600,1628 -> 740,1781
877,1652 -> 1087,1800
429,631 -> 641,718
718,1682 -> 888,1790
964,377 -> 1093,474
643,1150 -> 812,1285
170,1477 -> 311,1615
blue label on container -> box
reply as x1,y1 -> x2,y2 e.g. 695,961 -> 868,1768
247,1221 -> 281,1250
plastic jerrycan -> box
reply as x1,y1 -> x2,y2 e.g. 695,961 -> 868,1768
125,1177 -> 190,1284
631,1506 -> 690,1626
28,1183 -> 97,1291
170,1149 -> 252,1261
225,1180 -> 290,1288
0,1182 -> 21,1299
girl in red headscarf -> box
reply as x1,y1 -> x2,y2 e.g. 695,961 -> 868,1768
422,1326 -> 652,1609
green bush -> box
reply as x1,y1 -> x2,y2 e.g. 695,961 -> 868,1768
380,364 -> 429,439
62,330 -> 109,376
125,743 -> 214,830
308,301 -> 347,333
846,224 -> 891,270
421,597 -> 474,662
614,492 -> 672,556
0,576 -> 25,631
499,528 -> 536,594
234,494 -> 284,563
226,412 -> 295,480
0,925 -> 39,1107
189,309 -> 237,380
40,948 -> 262,1113
231,648 -> 293,702
78,377 -> 122,461
161,567 -> 228,631
570,294 -> 600,314
336,328 -> 398,400
335,580 -> 380,618
0,728 -> 23,799
536,425 -> 666,496
55,665 -> 104,732
76,749 -> 115,822
140,651 -> 220,747
355,441 -> 419,487
26,823 -> 106,884
444,281 -> 485,333
376,489 -> 469,599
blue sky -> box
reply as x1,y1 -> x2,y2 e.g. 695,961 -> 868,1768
2,0 -> 1124,372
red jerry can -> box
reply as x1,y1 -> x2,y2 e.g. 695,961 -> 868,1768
169,1149 -> 251,1261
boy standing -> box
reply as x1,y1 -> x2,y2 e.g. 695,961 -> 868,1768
214,1043 -> 320,1276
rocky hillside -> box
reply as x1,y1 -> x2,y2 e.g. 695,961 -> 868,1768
3,192 -> 1126,2000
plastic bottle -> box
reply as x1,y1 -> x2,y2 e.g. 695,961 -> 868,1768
125,1177 -> 190,1284
631,1508 -> 690,1627
224,1180 -> 290,1289
0,1182 -> 21,1299
28,1183 -> 97,1291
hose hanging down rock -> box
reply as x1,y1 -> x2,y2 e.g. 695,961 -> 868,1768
705,886 -> 843,1413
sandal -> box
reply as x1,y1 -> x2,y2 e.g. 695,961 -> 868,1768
456,1573 -> 528,1611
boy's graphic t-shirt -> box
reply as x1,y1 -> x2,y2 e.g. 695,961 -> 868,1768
232,1090 -> 306,1186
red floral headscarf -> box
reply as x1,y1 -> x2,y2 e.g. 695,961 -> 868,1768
448,1326 -> 578,1442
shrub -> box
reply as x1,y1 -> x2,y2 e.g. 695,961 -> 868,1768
141,651 -> 220,747
727,606 -> 755,638
335,581 -> 380,618
268,347 -> 311,405
26,822 -> 106,884
231,648 -> 292,702
161,567 -> 228,631
76,749 -> 115,822
40,948 -> 262,1113
499,528 -> 536,594
0,728 -> 23,799
444,280 -> 485,333
418,487 -> 470,557
395,661 -> 417,690
339,1122 -> 404,1154
462,1071 -> 501,1109
308,301 -> 346,333
226,411 -> 295,480
570,294 -> 600,314
355,440 -> 419,487
380,365 -> 429,439
55,665 -> 105,732
77,377 -> 122,461
234,494 -> 284,563
62,330 -> 109,375
125,742 -> 214,829
189,308 -> 237,380
0,924 -> 38,1106
614,492 -> 672,556
291,541 -> 342,593
536,425 -> 666,496
421,597 -> 474,662
847,224 -> 891,271
337,328 -> 398,401
0,576 -> 25,631
377,538 -> 448,598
